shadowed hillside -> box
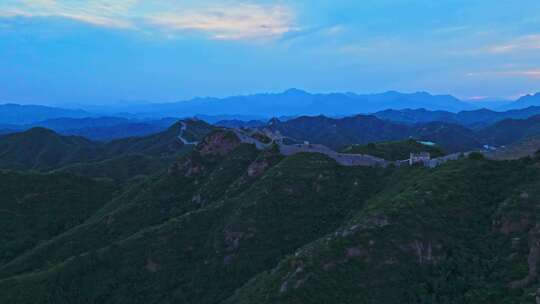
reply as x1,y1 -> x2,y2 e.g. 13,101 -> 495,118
0,129 -> 539,303
0,171 -> 117,265
265,115 -> 482,152
0,120 -> 216,174
0,128 -> 103,171
341,139 -> 446,160
479,115 -> 540,147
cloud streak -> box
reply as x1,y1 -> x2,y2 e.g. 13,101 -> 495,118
147,4 -> 295,40
0,0 -> 137,28
0,0 -> 297,40
486,34 -> 540,54
467,68 -> 540,79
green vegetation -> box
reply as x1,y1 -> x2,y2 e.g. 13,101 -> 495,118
0,128 -> 103,171
0,120 -> 215,175
181,119 -> 217,142
0,130 -> 539,303
251,132 -> 272,144
267,115 -> 482,152
485,136 -> 540,161
341,139 -> 446,160
103,121 -> 214,158
0,171 -> 117,265
226,158 -> 540,304
55,154 -> 168,181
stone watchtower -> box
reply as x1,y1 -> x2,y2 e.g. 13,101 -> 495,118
409,152 -> 431,166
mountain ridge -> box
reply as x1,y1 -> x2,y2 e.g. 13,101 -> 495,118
3,90 -> 540,125
0,134 -> 538,303
0,120 -> 216,172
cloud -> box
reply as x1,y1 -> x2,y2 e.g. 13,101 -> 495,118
146,4 -> 295,41
486,34 -> 540,54
0,0 -> 137,28
431,25 -> 470,34
465,96 -> 489,101
467,69 -> 540,79
0,1 -> 297,40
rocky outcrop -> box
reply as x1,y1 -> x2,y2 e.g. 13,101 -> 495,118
247,158 -> 270,178
509,224 -> 540,289
398,240 -> 443,265
280,260 -> 307,294
169,156 -> 206,177
224,230 -> 244,252
197,131 -> 241,156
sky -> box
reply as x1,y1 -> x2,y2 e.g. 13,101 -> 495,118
0,0 -> 539,106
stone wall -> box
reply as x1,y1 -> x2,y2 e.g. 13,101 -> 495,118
233,129 -> 470,169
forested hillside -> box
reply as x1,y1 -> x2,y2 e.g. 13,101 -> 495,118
0,120 -> 215,177
0,129 -> 539,303
264,115 -> 482,152
341,139 -> 446,160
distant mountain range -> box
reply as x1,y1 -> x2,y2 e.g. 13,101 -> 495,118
498,92 -> 540,110
87,89 -> 540,116
2,89 -> 540,153
0,103 -> 92,124
372,106 -> 540,128
262,113 -> 540,153
5,104 -> 540,142
3,108 -> 540,156
129,89 -> 477,117
3,89 -> 540,125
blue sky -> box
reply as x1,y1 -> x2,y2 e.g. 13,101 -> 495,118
0,0 -> 539,106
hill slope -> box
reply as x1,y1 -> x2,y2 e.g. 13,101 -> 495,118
103,119 -> 215,157
265,115 -> 482,152
500,93 -> 540,110
478,115 -> 540,147
0,171 -> 117,265
0,104 -> 91,125
0,128 -> 103,171
0,119 -> 215,172
373,106 -> 540,127
225,157 -> 540,304
341,139 -> 446,160
114,89 -> 476,117
0,130 -> 539,303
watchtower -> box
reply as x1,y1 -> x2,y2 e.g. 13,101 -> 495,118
409,152 -> 431,166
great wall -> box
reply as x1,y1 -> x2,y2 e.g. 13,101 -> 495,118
177,120 -> 475,168
230,128 -> 472,168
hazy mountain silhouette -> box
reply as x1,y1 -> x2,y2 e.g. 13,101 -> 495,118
127,89 -> 476,117
0,103 -> 92,124
373,106 -> 540,127
499,93 -> 540,110
3,90 -> 540,124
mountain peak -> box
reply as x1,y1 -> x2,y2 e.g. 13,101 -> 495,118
268,117 -> 281,125
23,127 -> 59,137
283,88 -> 309,95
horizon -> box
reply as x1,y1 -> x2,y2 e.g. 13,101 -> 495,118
4,2 -> 540,302
1,1 -> 540,106
0,88 -> 537,108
